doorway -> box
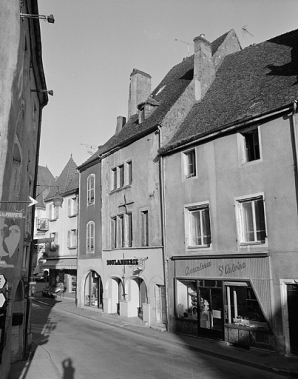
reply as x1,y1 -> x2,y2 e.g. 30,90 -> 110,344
198,282 -> 224,339
287,284 -> 298,354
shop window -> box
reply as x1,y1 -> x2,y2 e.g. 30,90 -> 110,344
185,204 -> 211,248
176,280 -> 198,320
84,271 -> 103,308
86,221 -> 95,253
236,195 -> 266,244
87,174 -> 95,205
71,276 -> 77,293
225,283 -> 268,329
183,149 -> 196,179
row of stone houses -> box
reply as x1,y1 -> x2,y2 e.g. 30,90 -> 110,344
0,1 -> 50,377
40,27 -> 298,356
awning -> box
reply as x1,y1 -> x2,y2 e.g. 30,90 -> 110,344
42,258 -> 77,270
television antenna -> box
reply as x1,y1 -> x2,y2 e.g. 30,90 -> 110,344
175,38 -> 192,57
242,25 -> 254,37
80,143 -> 97,156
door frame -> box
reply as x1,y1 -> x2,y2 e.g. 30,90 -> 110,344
280,278 -> 298,356
197,286 -> 224,340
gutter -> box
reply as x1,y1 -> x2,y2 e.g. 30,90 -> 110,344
160,104 -> 292,156
290,99 -> 298,214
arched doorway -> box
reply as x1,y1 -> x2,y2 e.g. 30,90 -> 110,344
130,278 -> 147,319
110,277 -> 123,314
84,271 -> 103,308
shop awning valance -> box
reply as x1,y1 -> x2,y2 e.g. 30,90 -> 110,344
42,258 -> 77,270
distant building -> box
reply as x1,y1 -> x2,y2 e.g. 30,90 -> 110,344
42,156 -> 78,299
33,165 -> 55,274
0,1 -> 49,377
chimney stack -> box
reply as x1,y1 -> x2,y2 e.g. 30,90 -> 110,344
193,35 -> 215,101
128,69 -> 151,119
115,116 -> 126,134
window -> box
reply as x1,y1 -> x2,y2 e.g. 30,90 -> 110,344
185,204 -> 211,247
176,280 -> 198,319
119,165 -> 124,188
49,203 -> 59,221
68,197 -> 78,217
183,149 -> 196,178
141,210 -> 149,246
111,217 -> 117,249
50,232 -> 58,250
36,218 -> 49,231
87,174 -> 95,205
239,128 -> 260,164
67,229 -> 77,249
236,196 -> 266,244
225,283 -> 268,329
127,161 -> 132,185
111,168 -> 117,190
118,214 -> 124,247
86,221 -> 95,253
127,213 -> 133,247
111,213 -> 133,249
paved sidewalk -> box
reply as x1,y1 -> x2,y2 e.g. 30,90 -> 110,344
10,295 -> 298,378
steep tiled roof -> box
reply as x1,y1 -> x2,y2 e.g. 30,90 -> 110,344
36,166 -> 55,208
64,172 -> 79,195
161,28 -> 298,154
79,31 -> 232,169
45,156 -> 77,201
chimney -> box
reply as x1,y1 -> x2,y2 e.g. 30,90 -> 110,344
193,34 -> 215,101
115,116 -> 126,134
128,69 -> 151,119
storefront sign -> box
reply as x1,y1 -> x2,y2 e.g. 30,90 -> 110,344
218,262 -> 246,276
107,259 -> 138,266
185,261 -> 211,276
0,211 -> 24,219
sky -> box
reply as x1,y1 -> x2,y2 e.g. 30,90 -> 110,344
37,0 -> 298,177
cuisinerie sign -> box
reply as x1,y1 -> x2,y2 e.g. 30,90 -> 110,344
107,259 -> 138,266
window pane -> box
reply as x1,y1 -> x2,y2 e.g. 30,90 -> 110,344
119,165 -> 124,187
191,210 -> 201,245
202,209 -> 211,245
176,280 -> 198,319
242,202 -> 254,241
185,150 -> 196,177
255,199 -> 266,241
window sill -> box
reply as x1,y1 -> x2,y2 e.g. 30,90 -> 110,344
68,246 -> 77,250
87,202 -> 95,206
68,214 -> 77,218
49,218 -> 57,222
239,241 -> 265,246
110,184 -> 131,194
187,245 -> 211,249
240,158 -> 262,167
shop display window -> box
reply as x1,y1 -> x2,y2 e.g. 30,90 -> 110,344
225,283 -> 268,329
176,280 -> 198,319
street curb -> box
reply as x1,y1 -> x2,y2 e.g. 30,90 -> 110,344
32,299 -> 298,378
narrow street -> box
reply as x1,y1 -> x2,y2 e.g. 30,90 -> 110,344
25,301 -> 287,379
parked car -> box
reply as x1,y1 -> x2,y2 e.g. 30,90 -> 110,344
33,273 -> 44,282
42,283 -> 65,298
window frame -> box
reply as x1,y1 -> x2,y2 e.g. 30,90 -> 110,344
87,174 -> 95,206
68,197 -> 78,217
238,126 -> 262,165
182,148 -> 197,179
184,202 -> 211,248
235,193 -> 267,245
67,229 -> 77,249
86,221 -> 95,253
141,210 -> 149,247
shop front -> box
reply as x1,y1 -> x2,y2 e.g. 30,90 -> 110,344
170,253 -> 275,350
102,248 -> 166,327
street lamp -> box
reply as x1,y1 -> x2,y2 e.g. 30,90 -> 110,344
20,13 -> 55,23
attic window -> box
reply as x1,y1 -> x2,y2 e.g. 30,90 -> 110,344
138,106 -> 145,124
155,85 -> 166,96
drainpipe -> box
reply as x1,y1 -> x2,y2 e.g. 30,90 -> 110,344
290,99 -> 298,215
157,125 -> 169,329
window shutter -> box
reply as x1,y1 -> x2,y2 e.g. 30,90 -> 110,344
68,199 -> 71,216
67,231 -> 70,248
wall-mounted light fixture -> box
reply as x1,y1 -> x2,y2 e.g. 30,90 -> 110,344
31,89 -> 54,96
20,13 -> 55,24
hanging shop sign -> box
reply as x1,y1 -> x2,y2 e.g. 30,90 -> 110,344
0,275 -> 6,290
0,210 -> 24,219
0,293 -> 7,308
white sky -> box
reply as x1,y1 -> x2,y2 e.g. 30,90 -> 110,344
37,0 -> 298,177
